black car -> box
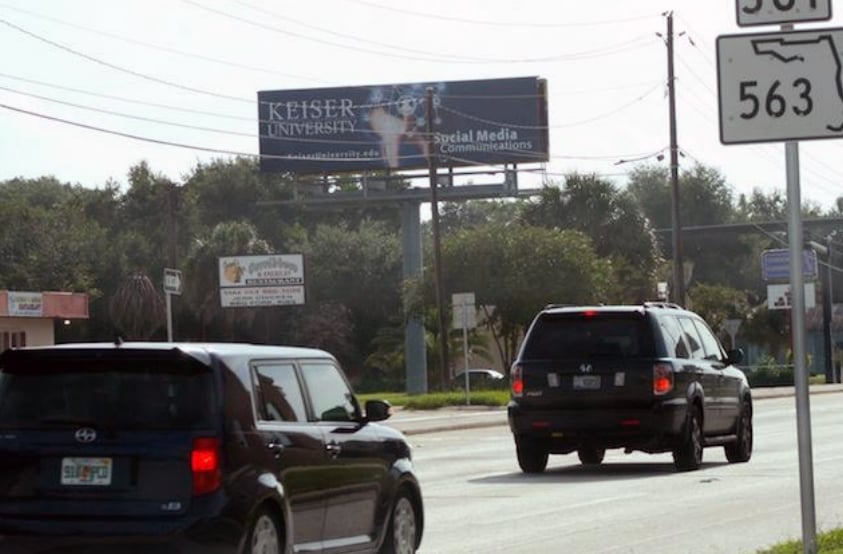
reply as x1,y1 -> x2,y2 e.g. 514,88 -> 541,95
0,342 -> 423,554
508,303 -> 752,473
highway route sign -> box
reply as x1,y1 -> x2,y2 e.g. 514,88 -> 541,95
736,0 -> 832,27
717,27 -> 843,144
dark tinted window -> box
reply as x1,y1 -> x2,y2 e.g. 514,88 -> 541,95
299,362 -> 357,422
254,363 -> 307,422
678,317 -> 705,360
692,319 -> 724,361
522,313 -> 655,360
0,356 -> 216,430
659,315 -> 689,358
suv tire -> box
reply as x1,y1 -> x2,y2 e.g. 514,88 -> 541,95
516,438 -> 548,473
724,399 -> 753,463
244,507 -> 282,554
673,405 -> 703,472
577,446 -> 605,465
381,491 -> 418,554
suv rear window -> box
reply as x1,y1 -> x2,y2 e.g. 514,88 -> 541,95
522,313 -> 656,360
0,355 -> 216,431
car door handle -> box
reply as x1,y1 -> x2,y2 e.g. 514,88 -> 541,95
266,442 -> 286,458
325,442 -> 342,458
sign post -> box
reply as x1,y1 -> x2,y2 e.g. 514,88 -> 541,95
163,268 -> 183,342
452,293 -> 476,405
718,4 -> 836,550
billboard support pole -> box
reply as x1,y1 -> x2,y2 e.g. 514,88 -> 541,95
427,87 -> 450,390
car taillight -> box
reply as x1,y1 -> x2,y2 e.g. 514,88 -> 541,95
511,363 -> 524,398
653,363 -> 674,395
191,437 -> 221,496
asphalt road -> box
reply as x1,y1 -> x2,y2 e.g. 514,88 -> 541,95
385,387 -> 843,554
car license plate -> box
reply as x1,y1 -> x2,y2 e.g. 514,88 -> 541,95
573,375 -> 601,390
61,457 -> 113,486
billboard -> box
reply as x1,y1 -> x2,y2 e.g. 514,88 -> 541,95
219,254 -> 305,308
258,77 -> 549,174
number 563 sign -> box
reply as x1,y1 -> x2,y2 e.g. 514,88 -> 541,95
736,0 -> 831,26
717,27 -> 843,144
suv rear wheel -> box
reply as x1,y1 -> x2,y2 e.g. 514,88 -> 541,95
724,399 -> 753,463
245,507 -> 282,554
577,446 -> 605,465
516,438 -> 548,473
673,405 -> 702,472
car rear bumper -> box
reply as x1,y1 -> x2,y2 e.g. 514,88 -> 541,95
0,516 -> 244,554
507,399 -> 688,453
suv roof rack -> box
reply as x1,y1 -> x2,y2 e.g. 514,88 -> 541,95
643,301 -> 683,310
543,303 -> 577,310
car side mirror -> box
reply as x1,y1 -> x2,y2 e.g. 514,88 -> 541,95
726,348 -> 744,366
365,399 -> 392,422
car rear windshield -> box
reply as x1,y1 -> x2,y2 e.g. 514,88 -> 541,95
0,355 -> 217,431
522,313 -> 656,360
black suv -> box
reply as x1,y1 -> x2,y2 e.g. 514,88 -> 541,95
508,303 -> 752,473
0,342 -> 423,554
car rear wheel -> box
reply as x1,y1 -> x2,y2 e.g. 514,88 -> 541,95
245,508 -> 282,554
724,399 -> 753,463
381,491 -> 418,554
673,405 -> 703,472
577,446 -> 605,465
516,438 -> 548,473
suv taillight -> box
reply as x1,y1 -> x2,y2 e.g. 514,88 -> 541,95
511,363 -> 524,398
653,363 -> 674,395
191,437 -> 221,496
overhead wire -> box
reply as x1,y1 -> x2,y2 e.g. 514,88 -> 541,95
0,101 -> 428,164
183,0 -> 658,65
344,0 -> 657,29
0,3 -> 326,83
0,17 -> 253,104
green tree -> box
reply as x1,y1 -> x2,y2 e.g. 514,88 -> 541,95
440,222 -> 611,369
520,174 -> 662,302
290,219 -> 403,372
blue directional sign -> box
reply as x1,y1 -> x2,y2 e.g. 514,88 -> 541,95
761,248 -> 818,281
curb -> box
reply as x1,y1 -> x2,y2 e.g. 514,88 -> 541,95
389,385 -> 843,436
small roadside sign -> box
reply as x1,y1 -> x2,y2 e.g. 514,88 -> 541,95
767,282 -> 816,309
163,268 -> 183,295
717,27 -> 843,144
452,292 -> 476,330
736,0 -> 832,27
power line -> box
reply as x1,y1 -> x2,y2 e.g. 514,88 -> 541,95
0,101 -> 424,164
183,0 -> 656,65
439,80 -> 664,129
345,0 -> 657,29
0,3 -> 326,83
0,17 -> 252,104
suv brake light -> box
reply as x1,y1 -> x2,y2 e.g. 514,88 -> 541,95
191,437 -> 222,496
511,363 -> 524,398
653,363 -> 674,395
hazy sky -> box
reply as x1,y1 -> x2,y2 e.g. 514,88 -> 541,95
1,0 -> 842,210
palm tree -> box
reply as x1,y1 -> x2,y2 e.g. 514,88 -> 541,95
109,271 -> 165,339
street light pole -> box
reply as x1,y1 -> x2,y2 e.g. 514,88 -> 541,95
666,11 -> 684,306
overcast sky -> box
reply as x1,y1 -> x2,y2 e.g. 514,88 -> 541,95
1,0 -> 842,211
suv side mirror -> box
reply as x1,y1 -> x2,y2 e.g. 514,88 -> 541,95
725,348 -> 744,366
364,399 -> 392,422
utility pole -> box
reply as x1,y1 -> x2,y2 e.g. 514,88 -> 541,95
666,11 -> 684,306
426,87 -> 450,390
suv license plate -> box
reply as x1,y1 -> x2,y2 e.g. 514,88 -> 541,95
61,457 -> 113,486
573,375 -> 601,390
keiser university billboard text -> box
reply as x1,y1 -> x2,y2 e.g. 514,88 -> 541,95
257,77 -> 549,174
